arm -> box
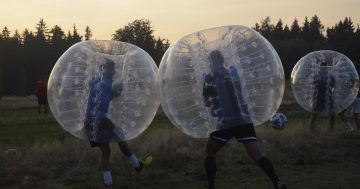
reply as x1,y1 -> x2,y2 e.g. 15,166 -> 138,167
111,82 -> 123,97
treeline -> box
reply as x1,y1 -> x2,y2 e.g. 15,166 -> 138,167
1,16 -> 360,96
253,15 -> 360,78
0,19 -> 169,95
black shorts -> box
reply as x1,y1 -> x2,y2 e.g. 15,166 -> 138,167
210,124 -> 257,145
84,118 -> 117,148
89,141 -> 109,148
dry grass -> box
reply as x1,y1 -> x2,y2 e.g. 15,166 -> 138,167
1,96 -> 360,188
0,96 -> 38,109
0,122 -> 359,189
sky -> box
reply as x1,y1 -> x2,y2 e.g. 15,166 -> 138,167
0,0 -> 359,43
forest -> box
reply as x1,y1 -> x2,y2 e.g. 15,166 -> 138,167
0,15 -> 359,96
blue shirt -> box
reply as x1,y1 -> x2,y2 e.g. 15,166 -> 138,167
203,66 -> 252,129
85,76 -> 121,125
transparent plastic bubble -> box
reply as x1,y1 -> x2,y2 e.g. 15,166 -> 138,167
158,25 -> 285,138
48,40 -> 159,141
291,50 -> 359,114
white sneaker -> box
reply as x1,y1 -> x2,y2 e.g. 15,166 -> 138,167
345,122 -> 354,131
103,171 -> 113,187
276,182 -> 287,189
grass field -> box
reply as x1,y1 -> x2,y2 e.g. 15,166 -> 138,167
0,95 -> 360,189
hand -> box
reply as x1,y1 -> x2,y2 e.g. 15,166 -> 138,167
204,99 -> 212,107
112,82 -> 123,96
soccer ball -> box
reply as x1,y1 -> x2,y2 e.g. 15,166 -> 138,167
271,113 -> 288,130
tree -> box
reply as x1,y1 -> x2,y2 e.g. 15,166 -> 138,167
1,27 -> 11,39
112,19 -> 169,65
0,51 -> 2,100
327,17 -> 358,60
66,30 -> 72,41
66,25 -> 82,45
154,37 -> 170,64
49,25 -> 66,45
48,25 -> 67,74
21,29 -> 35,46
273,19 -> 284,39
72,24 -> 82,42
290,18 -> 301,38
309,15 -> 325,42
113,19 -> 155,51
283,25 -> 291,38
11,30 -> 22,45
84,26 -> 93,40
35,18 -> 49,43
301,16 -> 311,41
253,23 -> 260,32
258,17 -> 273,39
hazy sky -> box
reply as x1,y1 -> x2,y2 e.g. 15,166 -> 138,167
1,0 -> 359,43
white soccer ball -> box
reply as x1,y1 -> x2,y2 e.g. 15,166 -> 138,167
271,113 -> 288,130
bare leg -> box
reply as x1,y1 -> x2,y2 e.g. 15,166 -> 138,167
243,141 -> 262,161
204,138 -> 224,189
243,141 -> 283,188
99,143 -> 113,186
205,138 -> 224,157
99,143 -> 111,171
118,141 -> 142,171
339,110 -> 349,125
118,141 -> 132,157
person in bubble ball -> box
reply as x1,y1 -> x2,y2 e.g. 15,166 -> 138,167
202,50 -> 287,189
84,59 -> 147,187
310,62 -> 336,131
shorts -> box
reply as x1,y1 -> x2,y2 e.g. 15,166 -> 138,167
352,97 -> 360,113
89,141 -> 108,147
210,123 -> 257,145
84,118 -> 124,147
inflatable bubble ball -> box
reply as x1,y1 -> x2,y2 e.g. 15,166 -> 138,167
158,25 -> 285,138
48,40 -> 159,141
291,50 -> 359,114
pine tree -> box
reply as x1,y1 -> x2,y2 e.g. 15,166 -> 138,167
1,27 -> 11,40
84,26 -> 93,40
290,18 -> 301,38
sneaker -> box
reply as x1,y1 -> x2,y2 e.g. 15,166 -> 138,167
103,171 -> 113,187
143,155 -> 153,166
345,122 -> 354,131
104,182 -> 112,188
134,161 -> 144,172
345,127 -> 354,135
276,182 -> 287,189
134,156 -> 153,172
204,184 -> 214,189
